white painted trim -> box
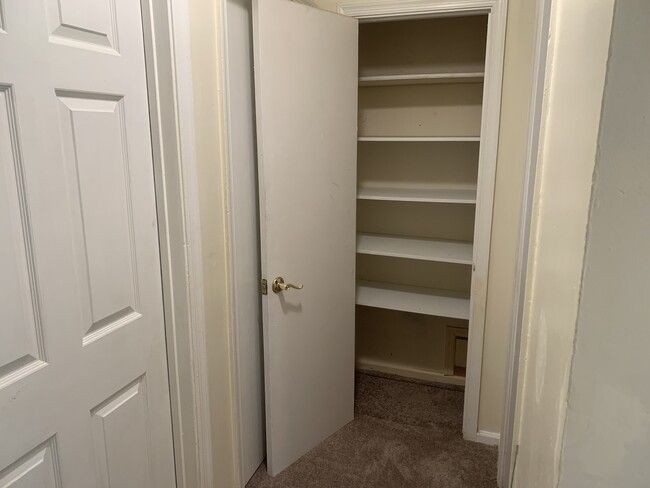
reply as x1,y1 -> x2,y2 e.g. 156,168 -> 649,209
141,0 -> 214,486
477,430 -> 501,447
220,0 -> 266,484
339,0 -> 508,447
463,0 -> 507,445
219,1 -> 245,484
497,0 -> 552,486
168,2 -> 215,486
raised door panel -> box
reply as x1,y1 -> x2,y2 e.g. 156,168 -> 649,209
0,86 -> 47,389
46,0 -> 118,53
91,377 -> 151,488
0,438 -> 62,487
56,92 -> 141,346
0,2 -> 6,33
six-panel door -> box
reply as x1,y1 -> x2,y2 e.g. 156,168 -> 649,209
0,0 -> 175,486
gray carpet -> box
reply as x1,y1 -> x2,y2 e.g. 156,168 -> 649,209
246,372 -> 498,488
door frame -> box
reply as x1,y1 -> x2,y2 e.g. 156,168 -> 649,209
496,0 -> 552,485
338,0 -> 508,445
138,0 -> 558,485
140,1 -> 215,487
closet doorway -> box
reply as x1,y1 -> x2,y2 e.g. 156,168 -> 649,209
224,0 -> 510,484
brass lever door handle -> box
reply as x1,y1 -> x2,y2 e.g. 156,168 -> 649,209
272,277 -> 304,293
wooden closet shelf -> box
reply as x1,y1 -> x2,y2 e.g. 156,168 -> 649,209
357,186 -> 477,204
357,233 -> 473,265
356,280 -> 470,320
358,136 -> 480,142
359,72 -> 485,87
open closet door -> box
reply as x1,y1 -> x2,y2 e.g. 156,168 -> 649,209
252,0 -> 358,476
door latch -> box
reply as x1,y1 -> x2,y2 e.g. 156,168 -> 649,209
261,278 -> 268,295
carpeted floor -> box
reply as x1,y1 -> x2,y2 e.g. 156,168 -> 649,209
246,372 -> 498,488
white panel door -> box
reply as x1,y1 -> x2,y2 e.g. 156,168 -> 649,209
0,0 -> 175,487
253,0 -> 358,476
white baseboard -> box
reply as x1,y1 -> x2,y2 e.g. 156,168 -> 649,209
356,358 -> 466,387
476,430 -> 500,446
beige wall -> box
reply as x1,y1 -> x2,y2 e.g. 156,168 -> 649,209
187,0 -> 240,486
315,0 -> 538,434
557,0 -> 650,485
512,0 -> 615,486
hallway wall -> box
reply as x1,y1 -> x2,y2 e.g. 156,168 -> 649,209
558,1 -> 650,485
512,0 -> 615,486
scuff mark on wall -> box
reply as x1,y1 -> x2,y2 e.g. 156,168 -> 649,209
534,309 -> 547,404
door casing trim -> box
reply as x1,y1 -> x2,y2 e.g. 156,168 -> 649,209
141,0 -> 214,486
497,0 -> 552,486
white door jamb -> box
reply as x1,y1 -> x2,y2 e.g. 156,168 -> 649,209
141,0 -> 215,486
497,0 -> 552,485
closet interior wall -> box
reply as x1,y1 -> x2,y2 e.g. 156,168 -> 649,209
355,15 -> 489,385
